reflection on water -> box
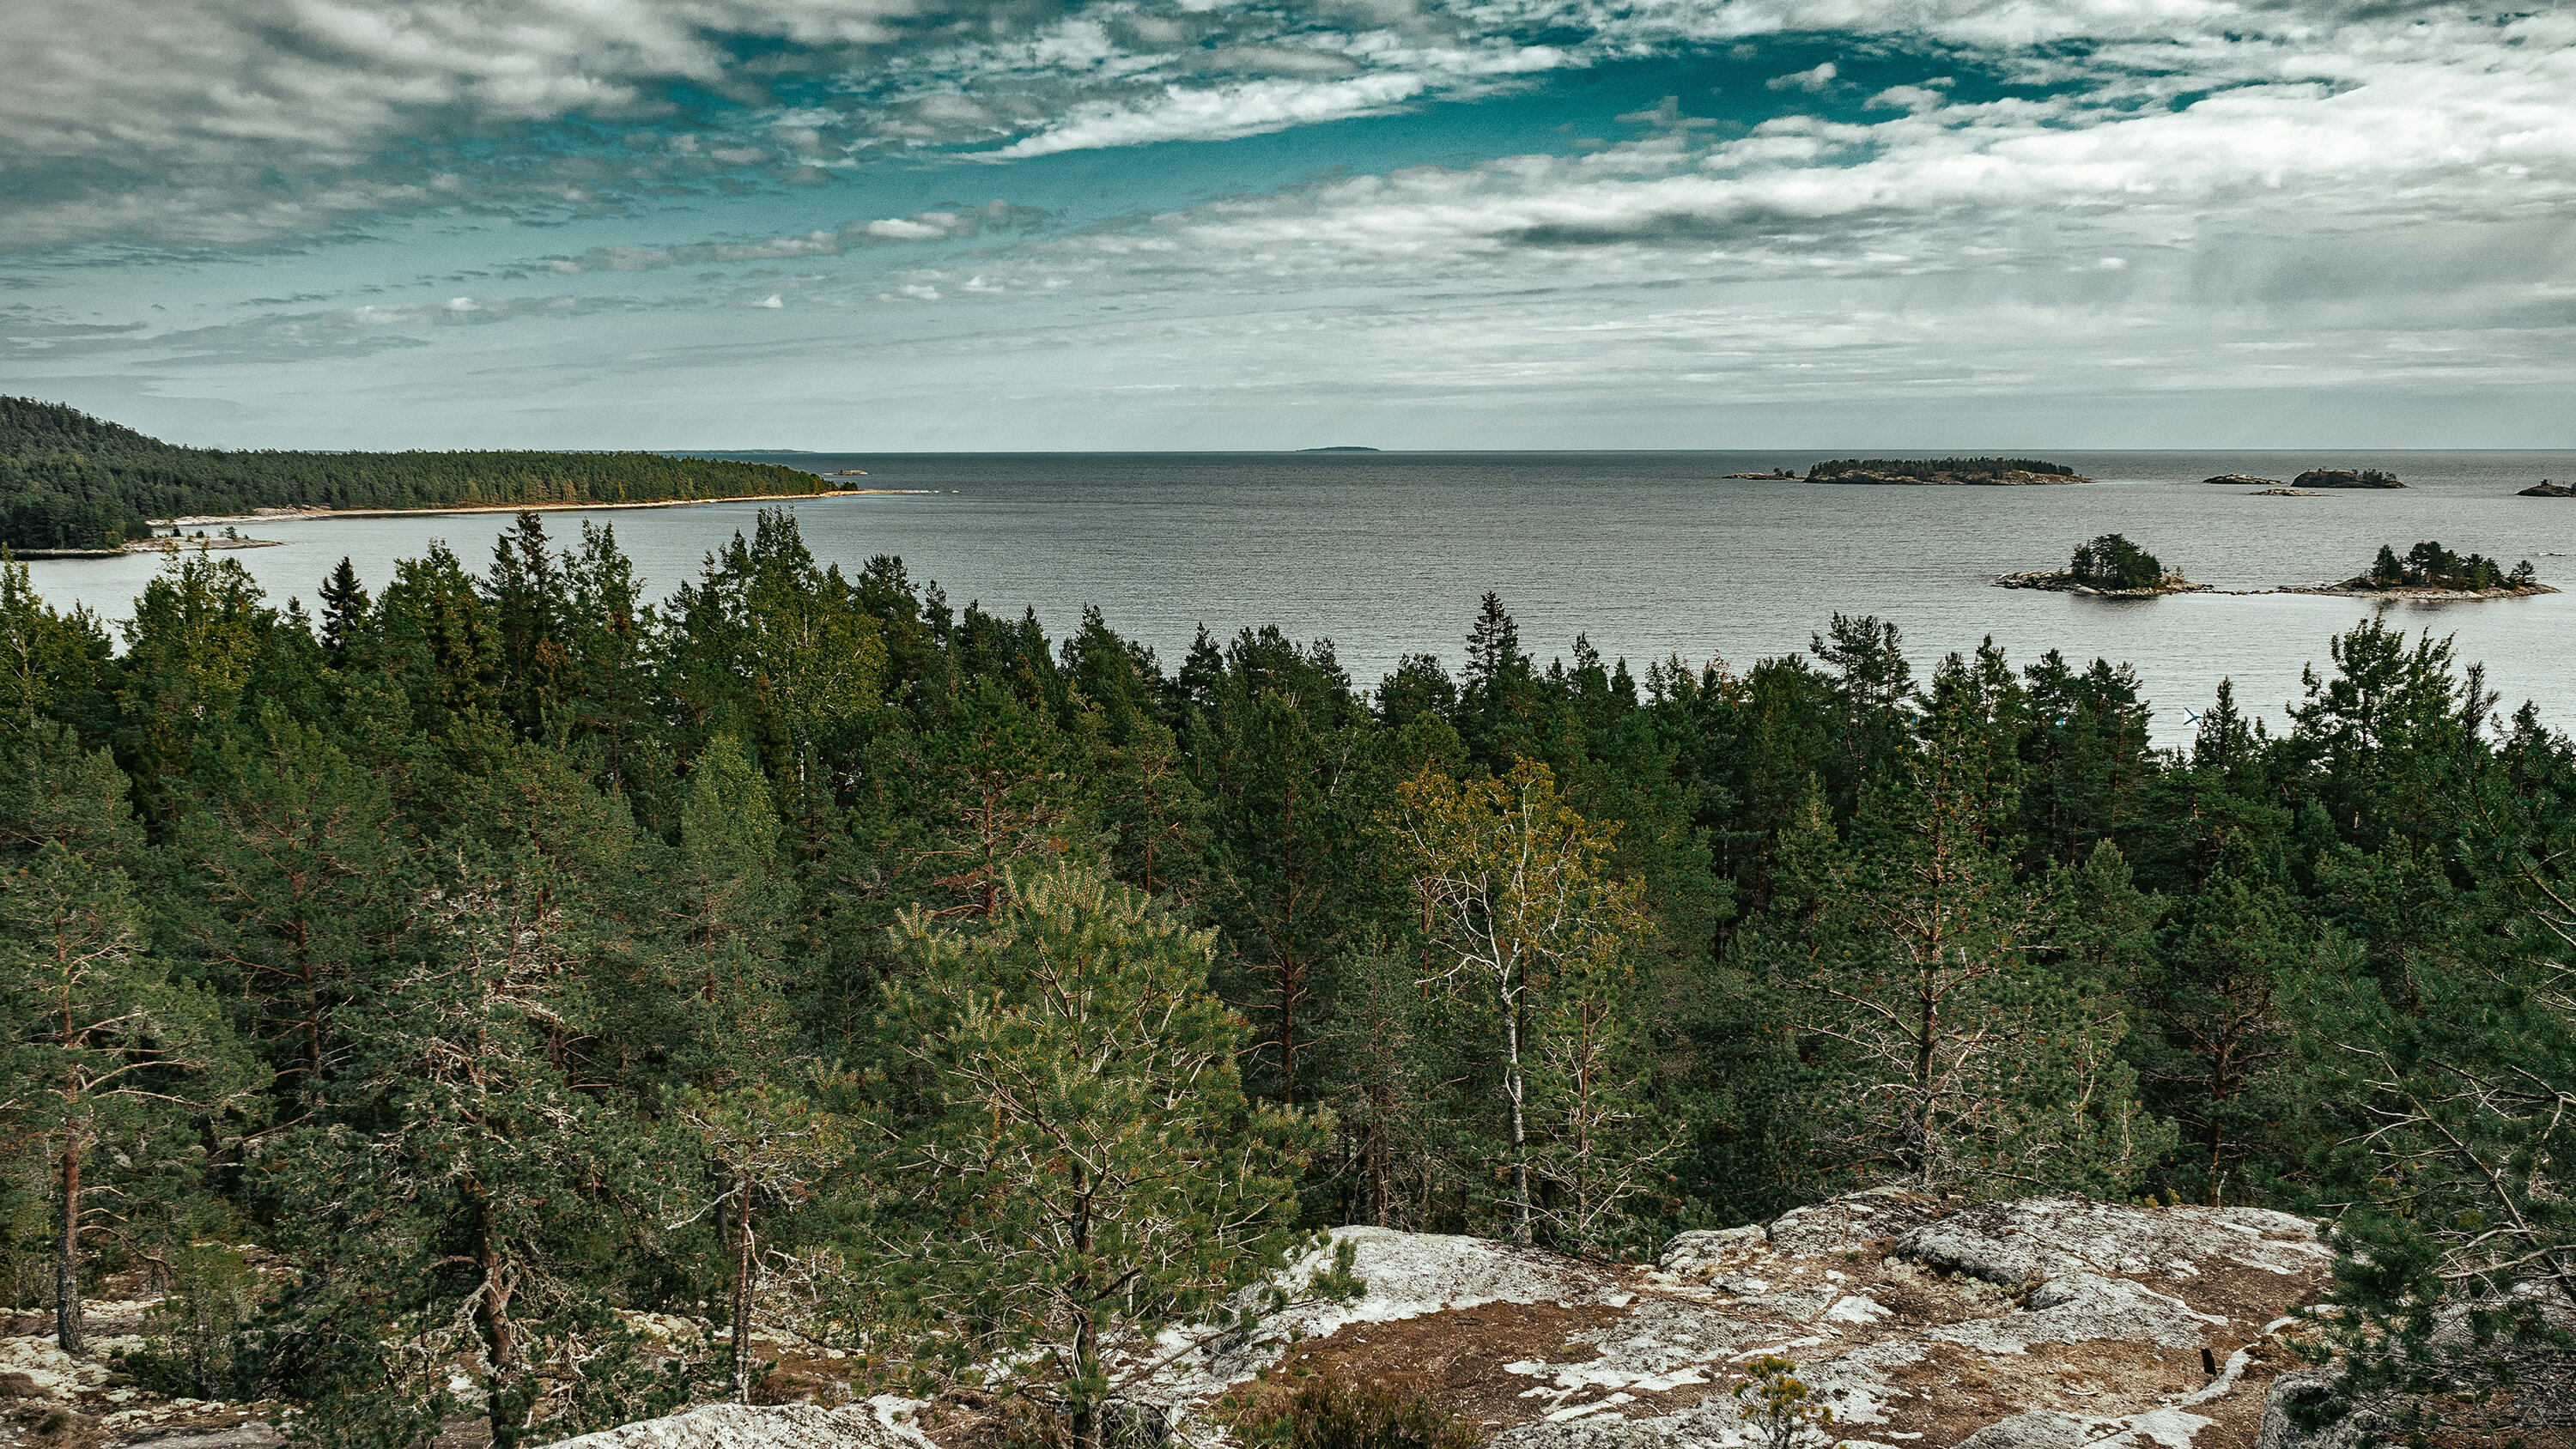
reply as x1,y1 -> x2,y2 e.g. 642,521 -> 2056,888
26,450 -> 2576,745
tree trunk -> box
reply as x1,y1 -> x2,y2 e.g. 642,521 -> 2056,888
1070,1305 -> 1099,1449
1915,979 -> 1939,1192
731,1203 -> 756,1404
55,1139 -> 82,1355
475,1202 -> 525,1449
1505,985 -> 1530,1246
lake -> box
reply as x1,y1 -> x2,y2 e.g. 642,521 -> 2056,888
25,450 -> 2576,744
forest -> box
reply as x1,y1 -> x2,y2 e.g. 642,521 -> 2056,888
0,398 -> 831,552
2,508 -> 2571,1447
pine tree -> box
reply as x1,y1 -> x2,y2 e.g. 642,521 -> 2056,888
268,856 -> 680,1449
1768,701 -> 2167,1192
0,731 -> 250,1352
2132,841 -> 2306,1203
854,864 -> 1319,1449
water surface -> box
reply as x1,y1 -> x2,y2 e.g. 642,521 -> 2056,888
27,451 -> 2576,744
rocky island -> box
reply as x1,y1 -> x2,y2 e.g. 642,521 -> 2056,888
2202,473 -> 2281,486
2518,478 -> 2574,497
2288,467 -> 2405,488
1809,457 -> 2088,485
2285,540 -> 2553,599
1996,533 -> 2207,596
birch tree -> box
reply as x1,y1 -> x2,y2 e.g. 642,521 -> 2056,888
1392,758 -> 1649,1245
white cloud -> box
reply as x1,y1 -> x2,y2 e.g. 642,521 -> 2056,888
1766,62 -> 1838,93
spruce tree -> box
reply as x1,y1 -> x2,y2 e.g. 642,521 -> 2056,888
317,557 -> 370,668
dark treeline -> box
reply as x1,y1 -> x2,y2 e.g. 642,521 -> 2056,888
1807,457 -> 2077,479
3,508 -> 2572,1446
0,398 -> 832,551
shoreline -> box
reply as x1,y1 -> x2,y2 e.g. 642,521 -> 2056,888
148,488 -> 921,529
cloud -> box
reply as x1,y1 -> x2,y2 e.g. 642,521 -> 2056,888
18,0 -> 2541,249
1766,62 -> 1838,93
534,202 -> 1047,273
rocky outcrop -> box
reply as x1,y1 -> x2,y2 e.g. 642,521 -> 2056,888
1993,572 -> 2208,597
1196,1195 -> 2336,1449
546,1404 -> 935,1449
537,1193 -> 2352,1449
2289,469 -> 2404,488
2518,481 -> 2575,498
2204,474 -> 2283,486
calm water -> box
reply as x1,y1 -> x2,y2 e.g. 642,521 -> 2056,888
26,451 -> 2576,745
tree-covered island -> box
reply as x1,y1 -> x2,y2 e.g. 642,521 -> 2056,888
0,397 -> 842,553
2288,467 -> 2405,488
1996,533 -> 2207,595
2289,540 -> 2552,597
1807,457 -> 2087,485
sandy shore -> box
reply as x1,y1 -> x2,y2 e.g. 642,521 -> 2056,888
149,488 -> 924,528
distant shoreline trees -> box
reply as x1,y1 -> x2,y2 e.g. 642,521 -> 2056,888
0,397 -> 830,552
1808,458 -> 2076,480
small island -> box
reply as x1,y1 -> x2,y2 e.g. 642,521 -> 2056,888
2203,473 -> 2282,486
1298,446 -> 1381,452
2518,479 -> 2574,498
2250,488 -> 2326,496
1810,456 -> 2089,486
1996,533 -> 2207,596
1723,469 -> 1798,479
2284,540 -> 2553,599
2290,468 -> 2405,489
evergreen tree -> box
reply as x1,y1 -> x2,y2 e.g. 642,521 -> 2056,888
317,558 -> 370,668
266,856 -> 680,1449
854,865 -> 1319,1449
0,731 -> 250,1351
1765,703 -> 2167,1192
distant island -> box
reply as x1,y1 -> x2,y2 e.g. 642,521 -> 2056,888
1810,457 -> 2088,485
2518,479 -> 2574,498
2285,540 -> 2549,599
1299,446 -> 1382,452
1996,533 -> 2206,596
1722,469 -> 1797,479
2290,468 -> 2405,489
0,397 -> 842,553
2203,473 -> 2282,487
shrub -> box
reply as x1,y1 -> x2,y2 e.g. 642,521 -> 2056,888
1232,1373 -> 1479,1449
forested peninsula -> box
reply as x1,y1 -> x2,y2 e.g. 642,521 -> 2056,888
3,512 -> 2573,1447
0,398 -> 834,552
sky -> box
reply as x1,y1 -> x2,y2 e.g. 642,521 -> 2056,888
2,0 -> 2572,451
